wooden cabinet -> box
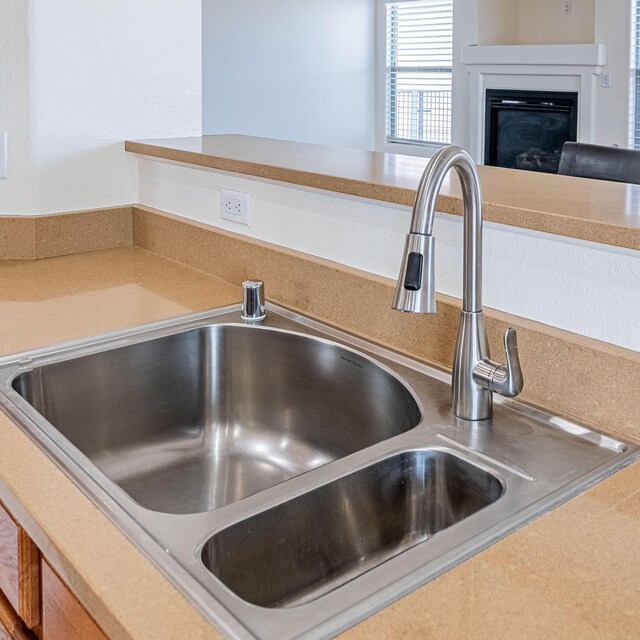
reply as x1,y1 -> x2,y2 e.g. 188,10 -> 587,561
0,503 -> 19,616
0,501 -> 107,640
41,561 -> 107,640
0,622 -> 10,640
0,502 -> 39,638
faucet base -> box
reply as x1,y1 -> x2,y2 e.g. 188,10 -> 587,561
452,310 -> 493,421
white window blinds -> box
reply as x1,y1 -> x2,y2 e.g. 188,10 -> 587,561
385,0 -> 453,146
632,0 -> 640,149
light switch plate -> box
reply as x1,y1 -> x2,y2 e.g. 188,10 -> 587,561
0,132 -> 7,179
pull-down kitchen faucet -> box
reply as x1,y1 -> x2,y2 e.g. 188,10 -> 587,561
393,146 -> 523,421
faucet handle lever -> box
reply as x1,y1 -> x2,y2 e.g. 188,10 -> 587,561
496,328 -> 524,397
473,327 -> 524,399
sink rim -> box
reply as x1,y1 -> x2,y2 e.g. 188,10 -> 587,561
0,302 -> 637,640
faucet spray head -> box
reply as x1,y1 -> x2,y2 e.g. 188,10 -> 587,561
392,233 -> 436,314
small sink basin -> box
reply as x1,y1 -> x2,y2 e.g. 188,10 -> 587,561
11,324 -> 420,514
202,449 -> 503,607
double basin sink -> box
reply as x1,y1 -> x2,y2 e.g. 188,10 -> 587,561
0,304 -> 637,638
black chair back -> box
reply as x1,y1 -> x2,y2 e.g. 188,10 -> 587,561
557,142 -> 640,185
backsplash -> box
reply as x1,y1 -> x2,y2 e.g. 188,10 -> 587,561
133,205 -> 640,444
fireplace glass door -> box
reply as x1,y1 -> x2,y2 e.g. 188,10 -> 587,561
484,90 -> 578,174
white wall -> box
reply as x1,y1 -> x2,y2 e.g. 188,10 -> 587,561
477,0 -> 596,45
202,0 -> 376,150
517,0 -> 595,45
594,0 -> 632,146
0,0 -> 202,215
451,0 -> 477,154
137,157 -> 640,352
0,1 -> 37,213
476,0 -> 517,45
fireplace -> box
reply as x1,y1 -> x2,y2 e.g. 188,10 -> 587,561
484,89 -> 578,174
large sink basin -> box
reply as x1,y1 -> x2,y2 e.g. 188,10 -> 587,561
0,303 -> 636,640
11,325 -> 419,514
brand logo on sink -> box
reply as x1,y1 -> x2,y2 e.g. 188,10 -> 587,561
340,354 -> 364,369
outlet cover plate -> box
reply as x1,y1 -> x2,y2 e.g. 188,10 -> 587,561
220,188 -> 250,225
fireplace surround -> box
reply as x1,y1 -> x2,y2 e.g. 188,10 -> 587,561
462,44 -> 606,166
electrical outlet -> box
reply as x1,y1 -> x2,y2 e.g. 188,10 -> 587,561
563,1 -> 572,16
602,72 -> 612,88
220,188 -> 250,225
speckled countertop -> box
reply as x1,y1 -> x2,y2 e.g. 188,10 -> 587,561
126,134 -> 640,251
0,247 -> 638,640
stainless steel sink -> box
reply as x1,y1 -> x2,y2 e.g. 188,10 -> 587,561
11,325 -> 420,514
0,303 -> 637,640
203,449 -> 504,608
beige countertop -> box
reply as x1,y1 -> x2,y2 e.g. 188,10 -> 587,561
125,134 -> 640,251
0,247 -> 639,639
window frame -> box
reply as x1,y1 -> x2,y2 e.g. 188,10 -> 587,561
631,0 -> 640,149
375,0 -> 454,156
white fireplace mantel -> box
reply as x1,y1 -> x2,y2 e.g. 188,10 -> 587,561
462,44 -> 607,163
462,44 -> 606,67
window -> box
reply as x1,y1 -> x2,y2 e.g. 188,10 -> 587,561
632,0 -> 640,149
385,0 -> 453,147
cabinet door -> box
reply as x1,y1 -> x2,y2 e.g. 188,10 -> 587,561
0,502 -> 40,630
41,561 -> 107,640
0,503 -> 19,615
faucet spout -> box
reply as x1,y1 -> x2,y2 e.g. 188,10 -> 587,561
393,146 -> 523,421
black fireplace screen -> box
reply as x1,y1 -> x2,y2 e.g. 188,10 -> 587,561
484,90 -> 578,174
